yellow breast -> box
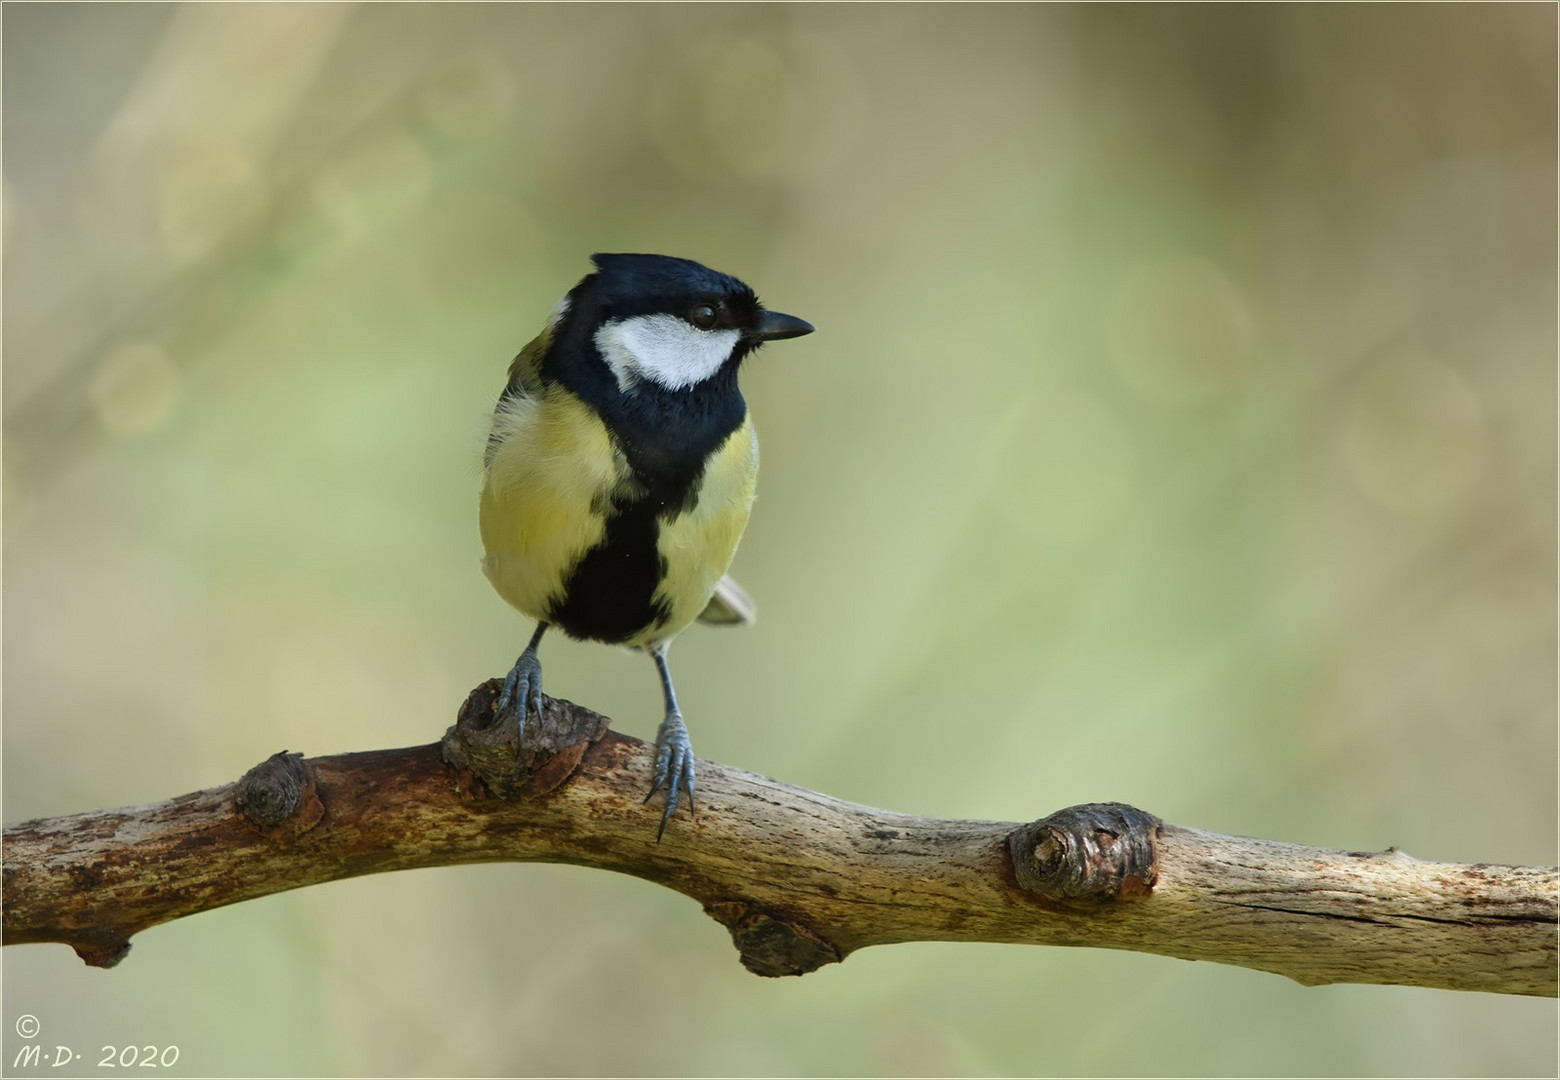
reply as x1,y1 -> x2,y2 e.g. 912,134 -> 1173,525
479,385 -> 758,647
649,417 -> 759,643
479,385 -> 631,623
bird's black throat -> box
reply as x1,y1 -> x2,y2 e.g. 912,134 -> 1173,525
546,371 -> 748,645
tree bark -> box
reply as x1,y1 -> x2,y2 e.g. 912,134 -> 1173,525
4,682 -> 1555,995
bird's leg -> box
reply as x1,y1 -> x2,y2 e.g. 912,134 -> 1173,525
497,622 -> 548,739
644,642 -> 696,840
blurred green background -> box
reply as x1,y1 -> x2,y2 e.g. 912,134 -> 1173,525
4,3 -> 1555,1076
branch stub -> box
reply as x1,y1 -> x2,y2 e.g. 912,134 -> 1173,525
235,751 -> 311,828
1008,802 -> 1162,907
705,901 -> 842,977
443,681 -> 611,799
73,938 -> 132,969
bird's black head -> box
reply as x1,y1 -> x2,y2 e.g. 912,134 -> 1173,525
589,253 -> 759,333
546,253 -> 813,398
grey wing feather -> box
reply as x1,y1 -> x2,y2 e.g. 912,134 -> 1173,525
485,330 -> 549,467
503,329 -> 549,400
698,575 -> 756,627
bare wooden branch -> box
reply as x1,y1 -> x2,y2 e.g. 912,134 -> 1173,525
4,683 -> 1555,996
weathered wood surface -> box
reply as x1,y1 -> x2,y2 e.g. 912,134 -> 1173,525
4,683 -> 1555,995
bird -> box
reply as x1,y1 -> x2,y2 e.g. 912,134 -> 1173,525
479,253 -> 814,837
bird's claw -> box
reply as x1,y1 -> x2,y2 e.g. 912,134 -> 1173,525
646,711 -> 696,841
497,649 -> 544,739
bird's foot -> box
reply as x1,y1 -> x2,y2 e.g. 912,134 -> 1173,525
646,710 -> 696,840
497,648 -> 544,740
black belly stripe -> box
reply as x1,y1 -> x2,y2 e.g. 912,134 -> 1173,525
542,366 -> 748,645
547,494 -> 673,644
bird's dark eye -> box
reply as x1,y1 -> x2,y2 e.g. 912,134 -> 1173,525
688,303 -> 718,329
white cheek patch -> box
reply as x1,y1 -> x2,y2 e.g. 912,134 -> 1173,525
595,314 -> 742,392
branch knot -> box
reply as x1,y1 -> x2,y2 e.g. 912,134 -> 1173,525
235,751 -> 314,828
442,680 -> 611,799
704,901 -> 841,977
1008,802 -> 1162,907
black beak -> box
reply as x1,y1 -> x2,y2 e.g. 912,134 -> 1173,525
754,309 -> 815,342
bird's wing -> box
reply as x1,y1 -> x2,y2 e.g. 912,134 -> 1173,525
697,574 -> 756,627
486,331 -> 550,468
503,329 -> 549,400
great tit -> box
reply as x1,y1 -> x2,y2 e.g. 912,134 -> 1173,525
479,253 -> 814,836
